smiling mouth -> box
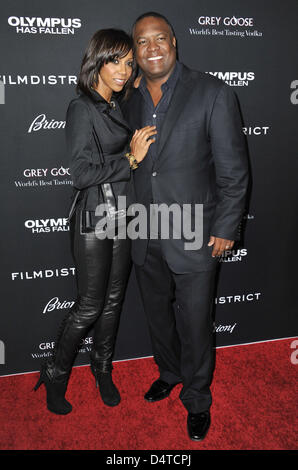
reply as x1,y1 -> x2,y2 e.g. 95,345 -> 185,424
113,78 -> 126,85
147,56 -> 163,61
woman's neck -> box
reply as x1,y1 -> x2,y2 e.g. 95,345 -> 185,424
91,85 -> 112,103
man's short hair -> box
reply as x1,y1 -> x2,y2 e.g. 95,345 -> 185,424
132,11 -> 176,38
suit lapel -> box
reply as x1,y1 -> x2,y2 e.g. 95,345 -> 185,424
156,66 -> 193,162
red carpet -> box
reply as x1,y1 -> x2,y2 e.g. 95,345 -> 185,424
0,338 -> 297,450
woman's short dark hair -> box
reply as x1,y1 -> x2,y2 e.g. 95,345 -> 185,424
77,29 -> 135,100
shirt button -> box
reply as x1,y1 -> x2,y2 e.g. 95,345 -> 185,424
152,171 -> 157,177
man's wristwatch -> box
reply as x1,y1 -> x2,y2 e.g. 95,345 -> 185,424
125,152 -> 138,170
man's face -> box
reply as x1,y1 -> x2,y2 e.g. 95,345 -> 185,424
133,16 -> 177,81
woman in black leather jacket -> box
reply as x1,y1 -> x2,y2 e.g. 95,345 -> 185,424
34,29 -> 156,414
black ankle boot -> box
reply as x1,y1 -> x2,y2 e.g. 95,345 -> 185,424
90,360 -> 120,407
34,360 -> 72,415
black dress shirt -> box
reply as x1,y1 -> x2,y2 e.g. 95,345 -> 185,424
138,61 -> 182,162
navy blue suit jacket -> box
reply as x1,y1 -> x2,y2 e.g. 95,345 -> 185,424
122,63 -> 249,273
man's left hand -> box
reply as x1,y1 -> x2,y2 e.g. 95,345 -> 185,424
208,236 -> 234,258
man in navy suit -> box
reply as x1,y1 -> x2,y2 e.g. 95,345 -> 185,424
122,12 -> 249,441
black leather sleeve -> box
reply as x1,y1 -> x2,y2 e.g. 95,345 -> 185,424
66,99 -> 131,190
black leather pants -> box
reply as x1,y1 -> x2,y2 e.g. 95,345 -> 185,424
53,209 -> 131,376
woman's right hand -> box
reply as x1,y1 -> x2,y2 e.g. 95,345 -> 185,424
130,126 -> 157,163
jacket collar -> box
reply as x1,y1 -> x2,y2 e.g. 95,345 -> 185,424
84,88 -> 132,134
89,88 -> 114,111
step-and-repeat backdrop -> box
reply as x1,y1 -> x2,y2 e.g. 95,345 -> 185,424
1,0 -> 297,375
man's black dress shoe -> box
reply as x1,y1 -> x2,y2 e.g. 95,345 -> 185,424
144,379 -> 178,402
187,411 -> 210,441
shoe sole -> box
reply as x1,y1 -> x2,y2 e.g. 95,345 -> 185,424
47,406 -> 72,415
102,399 -> 121,407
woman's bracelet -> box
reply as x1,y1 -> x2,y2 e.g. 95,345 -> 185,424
125,152 -> 138,170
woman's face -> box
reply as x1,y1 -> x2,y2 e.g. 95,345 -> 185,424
96,49 -> 133,101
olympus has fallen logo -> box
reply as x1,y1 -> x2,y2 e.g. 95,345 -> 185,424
189,16 -> 263,38
14,167 -> 72,189
8,16 -> 82,35
24,217 -> 69,234
207,71 -> 255,87
219,248 -> 248,263
28,114 -> 66,133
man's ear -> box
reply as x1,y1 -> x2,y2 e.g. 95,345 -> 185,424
172,36 -> 176,48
